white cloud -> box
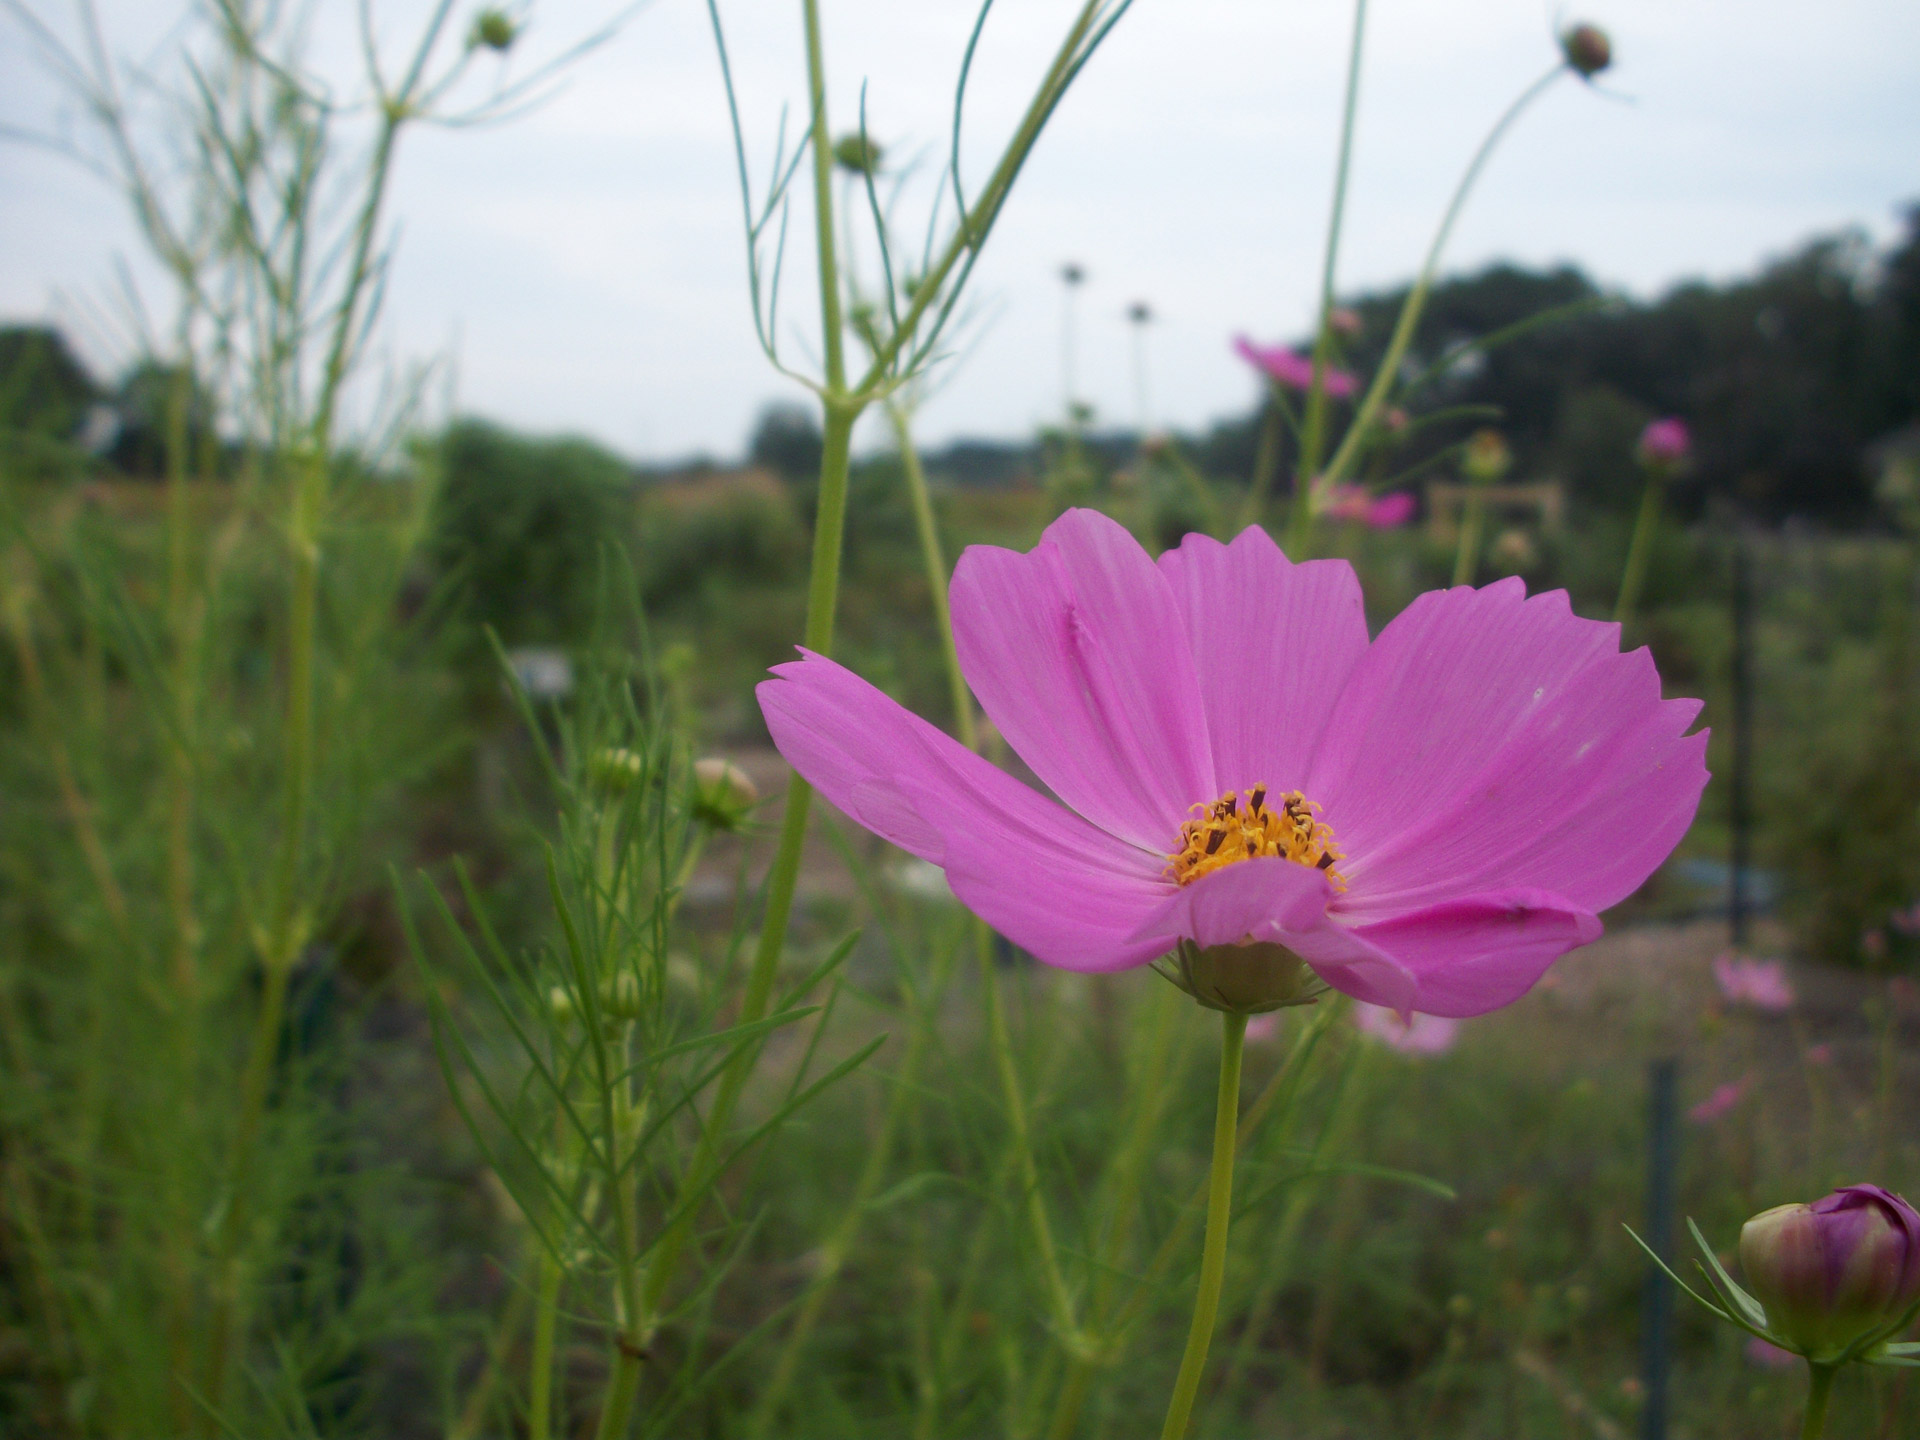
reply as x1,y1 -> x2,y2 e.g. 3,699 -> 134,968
3,0 -> 1915,459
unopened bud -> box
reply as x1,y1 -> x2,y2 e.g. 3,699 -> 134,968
590,746 -> 645,794
1327,306 -> 1363,338
1464,428 -> 1512,483
1160,938 -> 1323,1015
832,133 -> 884,177
469,8 -> 518,51
692,756 -> 758,830
1739,1185 -> 1920,1361
1636,417 -> 1691,472
1560,23 -> 1611,79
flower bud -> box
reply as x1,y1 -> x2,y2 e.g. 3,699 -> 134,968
1463,428 -> 1512,484
1739,1185 -> 1920,1360
1637,417 -> 1691,472
1160,938 -> 1323,1014
469,8 -> 519,52
590,746 -> 645,794
832,133 -> 883,177
692,756 -> 758,831
1560,23 -> 1611,79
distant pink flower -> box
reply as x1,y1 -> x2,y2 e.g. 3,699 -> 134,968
759,510 -> 1708,1017
1889,903 -> 1920,936
1366,492 -> 1416,529
1804,1043 -> 1833,1066
1354,1002 -> 1459,1055
1863,928 -> 1888,961
1637,418 -> 1691,468
1234,336 -> 1358,399
1713,953 -> 1795,1012
1689,1075 -> 1754,1124
1327,307 -> 1363,337
1321,485 -> 1415,530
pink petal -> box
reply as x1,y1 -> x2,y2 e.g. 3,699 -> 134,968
1340,643 -> 1708,918
757,651 -> 1169,970
950,508 -> 1215,851
1124,858 -> 1419,1012
1155,527 -> 1368,796
1340,888 -> 1603,1017
1309,581 -> 1706,916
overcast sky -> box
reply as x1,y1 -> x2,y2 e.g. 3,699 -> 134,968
4,0 -> 1917,461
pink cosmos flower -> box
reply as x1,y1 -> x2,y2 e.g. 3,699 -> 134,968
757,510 -> 1708,1018
1366,492 -> 1416,529
1321,485 -> 1415,530
1712,953 -> 1795,1012
1637,418 -> 1691,467
1354,1002 -> 1459,1055
1234,336 -> 1358,399
1689,1075 -> 1754,1124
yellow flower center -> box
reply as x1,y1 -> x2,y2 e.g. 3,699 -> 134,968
1167,785 -> 1345,889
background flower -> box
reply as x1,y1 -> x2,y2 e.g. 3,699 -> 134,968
1233,335 -> 1358,398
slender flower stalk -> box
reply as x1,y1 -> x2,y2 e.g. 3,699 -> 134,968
1616,419 -> 1691,629
1287,0 -> 1370,555
1321,63 -> 1567,492
1614,474 -> 1664,627
1160,1011 -> 1248,1440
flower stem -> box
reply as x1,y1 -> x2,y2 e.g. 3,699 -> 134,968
1614,473 -> 1663,629
637,0 -> 861,1327
1288,0 -> 1370,558
887,398 -> 976,749
1160,1010 -> 1247,1440
1321,63 -> 1565,491
1801,1362 -> 1836,1440
1452,470 -> 1491,586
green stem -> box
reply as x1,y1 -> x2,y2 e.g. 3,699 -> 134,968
751,936 -> 958,1434
1043,988 -> 1186,1440
529,1248 -> 562,1440
888,399 -> 976,749
1614,473 -> 1663,628
1321,64 -> 1565,490
1288,0 -> 1369,558
855,2 -> 1103,394
1159,1010 -> 1247,1440
637,0 -> 862,1325
1800,1362 -> 1836,1440
978,921 -> 1079,1346
1452,472 -> 1490,587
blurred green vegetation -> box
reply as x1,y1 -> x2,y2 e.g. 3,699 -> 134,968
5,209 -> 1920,1439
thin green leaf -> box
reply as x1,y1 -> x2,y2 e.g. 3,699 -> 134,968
1689,1217 -> 1769,1330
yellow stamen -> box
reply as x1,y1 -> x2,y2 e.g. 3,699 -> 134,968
1166,785 -> 1345,889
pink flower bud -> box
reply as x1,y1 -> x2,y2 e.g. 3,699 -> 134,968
1739,1185 -> 1920,1360
1637,418 -> 1691,470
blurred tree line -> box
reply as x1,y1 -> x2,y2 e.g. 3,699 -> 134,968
1191,205 -> 1920,522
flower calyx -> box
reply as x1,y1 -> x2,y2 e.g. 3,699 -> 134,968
1157,938 -> 1326,1016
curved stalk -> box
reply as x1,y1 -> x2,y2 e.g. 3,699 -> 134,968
1288,0 -> 1370,557
1159,1011 -> 1247,1440
1614,473 -> 1664,628
1321,64 -> 1566,491
1452,471 -> 1491,586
